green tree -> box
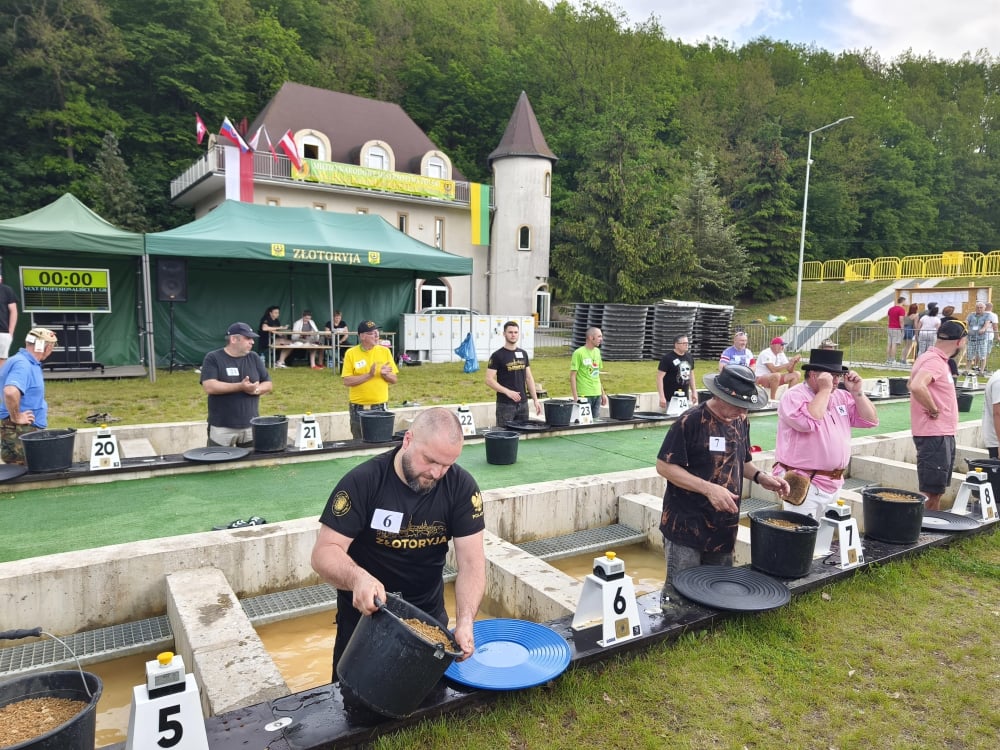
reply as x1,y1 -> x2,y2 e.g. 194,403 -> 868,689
551,101 -> 690,303
669,153 -> 751,303
80,131 -> 147,231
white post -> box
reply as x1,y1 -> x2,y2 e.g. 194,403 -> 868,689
794,116 -> 854,334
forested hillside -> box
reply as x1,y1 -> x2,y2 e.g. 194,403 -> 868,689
2,0 -> 999,302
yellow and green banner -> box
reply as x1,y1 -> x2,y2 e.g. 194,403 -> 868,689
470,183 -> 490,246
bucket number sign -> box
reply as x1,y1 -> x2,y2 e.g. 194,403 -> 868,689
90,429 -> 121,470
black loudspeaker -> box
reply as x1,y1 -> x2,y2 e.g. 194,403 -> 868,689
156,258 -> 188,302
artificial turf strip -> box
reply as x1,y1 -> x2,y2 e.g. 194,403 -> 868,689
0,398 -> 983,563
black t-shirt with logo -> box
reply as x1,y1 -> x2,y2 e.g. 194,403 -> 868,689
657,350 -> 695,398
319,447 -> 485,615
487,346 -> 531,404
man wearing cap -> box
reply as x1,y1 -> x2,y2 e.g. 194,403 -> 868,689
908,319 -> 967,510
754,337 -> 801,401
656,365 -> 789,597
0,271 -> 19,366
200,322 -> 273,447
0,327 -> 57,464
342,320 -> 398,440
773,349 -> 879,519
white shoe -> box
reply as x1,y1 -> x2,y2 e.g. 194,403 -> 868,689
275,362 -> 287,368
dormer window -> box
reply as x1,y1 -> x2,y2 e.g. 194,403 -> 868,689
299,131 -> 329,161
361,141 -> 395,171
421,150 -> 452,180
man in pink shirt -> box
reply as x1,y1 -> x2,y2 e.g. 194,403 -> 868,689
773,348 -> 879,519
908,320 -> 967,510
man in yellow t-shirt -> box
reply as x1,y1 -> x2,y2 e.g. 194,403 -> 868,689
341,320 -> 399,439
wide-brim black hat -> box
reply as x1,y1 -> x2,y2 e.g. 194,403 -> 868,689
802,348 -> 847,374
703,365 -> 768,411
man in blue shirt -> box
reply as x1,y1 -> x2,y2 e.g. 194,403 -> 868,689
0,327 -> 58,464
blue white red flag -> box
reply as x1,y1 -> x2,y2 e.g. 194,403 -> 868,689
219,117 -> 250,152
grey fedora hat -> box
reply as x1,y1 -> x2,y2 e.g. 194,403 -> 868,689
702,365 -> 769,411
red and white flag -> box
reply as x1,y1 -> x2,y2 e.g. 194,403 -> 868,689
219,117 -> 250,152
195,113 -> 208,145
278,129 -> 303,171
249,125 -> 278,162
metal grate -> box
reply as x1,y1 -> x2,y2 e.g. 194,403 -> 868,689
517,523 -> 646,561
740,495 -> 781,516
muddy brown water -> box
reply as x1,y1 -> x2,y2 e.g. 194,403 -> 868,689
86,544 -> 665,745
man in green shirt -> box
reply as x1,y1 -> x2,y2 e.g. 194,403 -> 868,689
570,327 -> 607,417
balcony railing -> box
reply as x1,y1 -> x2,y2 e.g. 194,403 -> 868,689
170,145 -> 484,205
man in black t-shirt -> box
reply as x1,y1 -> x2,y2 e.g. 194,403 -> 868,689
200,322 -> 272,447
656,333 -> 696,409
311,407 -> 486,678
485,320 -> 541,427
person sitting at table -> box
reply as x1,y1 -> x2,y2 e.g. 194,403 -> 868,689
277,310 -> 322,369
257,305 -> 285,358
324,310 -> 350,364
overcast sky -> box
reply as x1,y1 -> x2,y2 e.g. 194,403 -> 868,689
596,0 -> 998,61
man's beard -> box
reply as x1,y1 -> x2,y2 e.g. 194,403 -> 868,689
400,450 -> 437,494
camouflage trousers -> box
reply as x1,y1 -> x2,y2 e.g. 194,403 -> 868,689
1,420 -> 38,465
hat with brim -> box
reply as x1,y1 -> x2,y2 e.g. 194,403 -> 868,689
703,365 -> 768,411
802,348 -> 847,374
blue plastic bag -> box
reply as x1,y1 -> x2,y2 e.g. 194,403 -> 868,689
455,332 -> 479,373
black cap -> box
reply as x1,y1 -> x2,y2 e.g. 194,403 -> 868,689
227,322 -> 258,338
937,320 -> 968,340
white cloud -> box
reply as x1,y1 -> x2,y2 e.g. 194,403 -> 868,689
599,0 -> 998,61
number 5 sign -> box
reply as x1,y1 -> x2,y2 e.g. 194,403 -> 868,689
90,428 -> 121,470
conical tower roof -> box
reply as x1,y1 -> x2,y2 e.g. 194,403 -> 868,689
488,91 -> 556,166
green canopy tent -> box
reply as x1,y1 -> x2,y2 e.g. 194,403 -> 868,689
0,194 -> 152,377
144,201 -> 472,365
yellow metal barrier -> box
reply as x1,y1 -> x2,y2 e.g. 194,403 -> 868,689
805,251 -> 1000,282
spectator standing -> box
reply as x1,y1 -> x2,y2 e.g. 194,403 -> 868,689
342,320 -> 398,440
569,327 -> 606,417
965,302 -> 989,373
984,302 -> 998,367
656,365 -> 789,596
310,408 -> 485,678
718,331 -> 753,370
0,271 -> 19,365
916,303 -> 940,357
277,310 -> 322,369
982,369 -> 1000,458
0,328 -> 57,464
773,349 -> 879,519
486,320 -> 541,427
886,296 -> 906,364
656,334 -> 697,409
902,303 -> 919,362
753,337 -> 801,401
200,322 -> 273,447
908,320 -> 967,510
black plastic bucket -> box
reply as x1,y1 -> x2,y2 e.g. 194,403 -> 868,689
484,430 -> 519,465
543,399 -> 574,427
748,510 -> 819,578
20,429 -> 77,473
359,411 -> 395,443
888,377 -> 909,397
250,416 -> 288,452
861,486 -> 925,544
336,594 -> 461,718
608,394 -> 637,420
965,458 -> 1000,501
0,670 -> 102,750
956,390 -> 974,412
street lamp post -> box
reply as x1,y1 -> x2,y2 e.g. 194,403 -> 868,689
794,116 -> 854,333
